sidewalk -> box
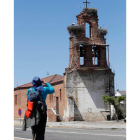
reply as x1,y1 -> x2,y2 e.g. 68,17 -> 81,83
14,120 -> 126,130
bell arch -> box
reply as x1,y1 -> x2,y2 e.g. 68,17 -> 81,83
85,22 -> 91,38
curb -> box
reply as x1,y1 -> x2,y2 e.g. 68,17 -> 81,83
14,123 -> 22,126
46,125 -> 126,130
14,123 -> 126,130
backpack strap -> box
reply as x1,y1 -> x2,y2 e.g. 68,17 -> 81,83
37,90 -> 43,102
30,87 -> 33,91
37,90 -> 47,113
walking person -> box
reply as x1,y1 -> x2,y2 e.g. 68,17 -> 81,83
25,76 -> 55,140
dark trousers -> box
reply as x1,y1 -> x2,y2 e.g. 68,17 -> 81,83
31,112 -> 47,140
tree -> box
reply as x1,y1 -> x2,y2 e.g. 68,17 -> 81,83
117,96 -> 126,105
102,95 -> 126,122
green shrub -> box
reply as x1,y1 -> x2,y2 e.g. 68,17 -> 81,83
102,95 -> 126,122
117,96 -> 126,104
118,107 -> 125,119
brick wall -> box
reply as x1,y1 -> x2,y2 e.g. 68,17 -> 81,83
47,109 -> 56,122
14,88 -> 28,118
14,81 -> 64,122
46,82 -> 64,121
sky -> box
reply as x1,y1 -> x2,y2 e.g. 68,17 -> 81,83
14,0 -> 126,90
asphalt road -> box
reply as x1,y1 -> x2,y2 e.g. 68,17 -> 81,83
14,126 -> 126,140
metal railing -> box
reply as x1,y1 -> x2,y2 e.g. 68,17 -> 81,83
80,59 -> 109,68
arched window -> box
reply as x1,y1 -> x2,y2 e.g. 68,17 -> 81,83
85,23 -> 91,38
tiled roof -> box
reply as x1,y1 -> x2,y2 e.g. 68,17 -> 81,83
14,74 -> 63,90
118,90 -> 126,96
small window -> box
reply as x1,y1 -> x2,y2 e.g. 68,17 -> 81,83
60,89 -> 61,101
15,95 -> 17,105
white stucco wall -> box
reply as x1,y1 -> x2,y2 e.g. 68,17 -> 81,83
66,69 -> 113,121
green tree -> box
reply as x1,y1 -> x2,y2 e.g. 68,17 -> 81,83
117,96 -> 126,105
102,95 -> 126,122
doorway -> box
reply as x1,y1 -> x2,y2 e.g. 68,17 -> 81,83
56,97 -> 59,114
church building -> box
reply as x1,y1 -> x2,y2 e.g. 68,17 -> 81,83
14,6 -> 115,122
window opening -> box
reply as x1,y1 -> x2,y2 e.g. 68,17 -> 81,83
60,89 -> 61,101
85,23 -> 91,38
80,45 -> 84,65
15,95 -> 17,105
56,97 -> 59,114
92,48 -> 98,65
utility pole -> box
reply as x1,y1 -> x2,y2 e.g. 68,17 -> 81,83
108,69 -> 111,120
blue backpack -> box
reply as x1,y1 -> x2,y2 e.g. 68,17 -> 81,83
28,88 -> 42,102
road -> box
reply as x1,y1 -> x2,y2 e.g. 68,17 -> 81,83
14,126 -> 126,140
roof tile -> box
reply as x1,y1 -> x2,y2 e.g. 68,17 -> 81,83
15,74 -> 63,89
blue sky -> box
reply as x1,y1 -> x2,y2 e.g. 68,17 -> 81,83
14,0 -> 126,90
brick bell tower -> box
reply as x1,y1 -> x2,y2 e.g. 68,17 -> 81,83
64,7 -> 115,122
66,8 -> 109,71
